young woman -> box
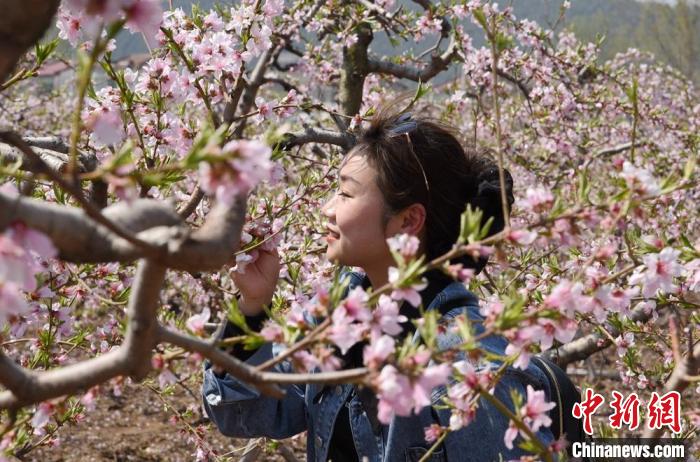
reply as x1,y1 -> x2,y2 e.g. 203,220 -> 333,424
202,107 -> 556,461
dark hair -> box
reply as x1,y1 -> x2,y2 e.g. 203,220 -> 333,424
347,103 -> 514,274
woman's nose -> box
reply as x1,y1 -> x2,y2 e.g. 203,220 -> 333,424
321,196 -> 336,220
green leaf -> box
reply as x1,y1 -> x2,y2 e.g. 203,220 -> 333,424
473,7 -> 488,30
52,183 -> 67,204
625,78 -> 638,109
227,297 -> 250,333
107,141 -> 135,170
683,155 -> 696,181
243,334 -> 265,350
34,39 -> 59,65
495,33 -> 514,53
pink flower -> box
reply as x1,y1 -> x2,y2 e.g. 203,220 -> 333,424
263,0 -> 284,16
518,187 -> 554,213
445,263 -> 474,283
158,368 -> 178,389
504,422 -> 519,449
64,0 -> 121,21
387,233 -> 420,260
329,320 -> 366,354
0,279 -> 29,328
507,229 -> 538,246
629,248 -> 683,297
56,8 -> 84,45
335,286 -> 371,323
260,321 -> 284,342
544,279 -> 593,317
0,224 -> 56,292
8,223 -> 57,260
412,364 -> 450,409
620,161 -> 660,196
521,384 -> 555,432
452,360 -> 492,392
185,308 -> 210,335
388,267 -> 427,307
31,402 -> 54,433
316,346 -> 342,372
0,236 -> 34,291
615,332 -> 635,357
536,317 -> 577,351
85,107 -> 124,146
376,362 -> 450,424
505,342 -> 532,370
504,385 -> 555,449
424,424 -> 443,443
637,373 -> 649,389
371,294 -> 407,337
254,97 -> 273,124
377,365 -> 414,423
415,15 -> 442,39
80,387 -> 98,412
199,139 -> 273,204
122,0 -> 163,46
363,335 -> 395,369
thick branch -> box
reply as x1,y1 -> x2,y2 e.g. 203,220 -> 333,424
367,35 -> 458,82
0,0 -> 60,83
340,22 -> 373,116
0,349 -> 129,410
545,303 -> 656,366
279,127 -> 353,151
0,132 -> 163,255
0,260 -> 167,409
158,325 -> 368,388
230,46 -> 278,137
121,260 -> 167,380
0,192 -> 184,263
157,325 -> 285,398
0,190 -> 247,273
23,136 -> 69,153
0,141 -> 97,174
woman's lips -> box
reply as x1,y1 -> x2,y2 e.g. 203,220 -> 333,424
325,227 -> 340,242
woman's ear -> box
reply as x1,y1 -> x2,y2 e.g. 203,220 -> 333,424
393,203 -> 426,236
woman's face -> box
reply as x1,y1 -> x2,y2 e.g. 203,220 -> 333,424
321,155 -> 398,275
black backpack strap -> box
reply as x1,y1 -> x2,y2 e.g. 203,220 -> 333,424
530,355 -> 584,453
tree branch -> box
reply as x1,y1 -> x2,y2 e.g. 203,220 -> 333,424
367,34 -> 458,82
545,303 -> 657,367
177,184 -> 205,219
340,22 -> 373,116
0,189 -> 248,273
0,132 -> 164,256
230,45 -> 278,137
279,127 -> 353,151
0,259 -> 167,409
158,325 -> 369,387
0,140 -> 97,174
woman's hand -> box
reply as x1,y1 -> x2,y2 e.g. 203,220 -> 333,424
232,247 -> 281,316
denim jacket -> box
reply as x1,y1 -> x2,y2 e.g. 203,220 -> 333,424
202,272 -> 555,461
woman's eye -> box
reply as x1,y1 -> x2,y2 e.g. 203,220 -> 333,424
336,190 -> 351,198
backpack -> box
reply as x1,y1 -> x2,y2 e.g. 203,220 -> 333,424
530,355 -> 584,455
438,296 -> 584,455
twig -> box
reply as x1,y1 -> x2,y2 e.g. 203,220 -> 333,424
0,132 -> 163,257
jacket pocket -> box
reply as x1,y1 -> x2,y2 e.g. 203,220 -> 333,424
405,446 -> 447,462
